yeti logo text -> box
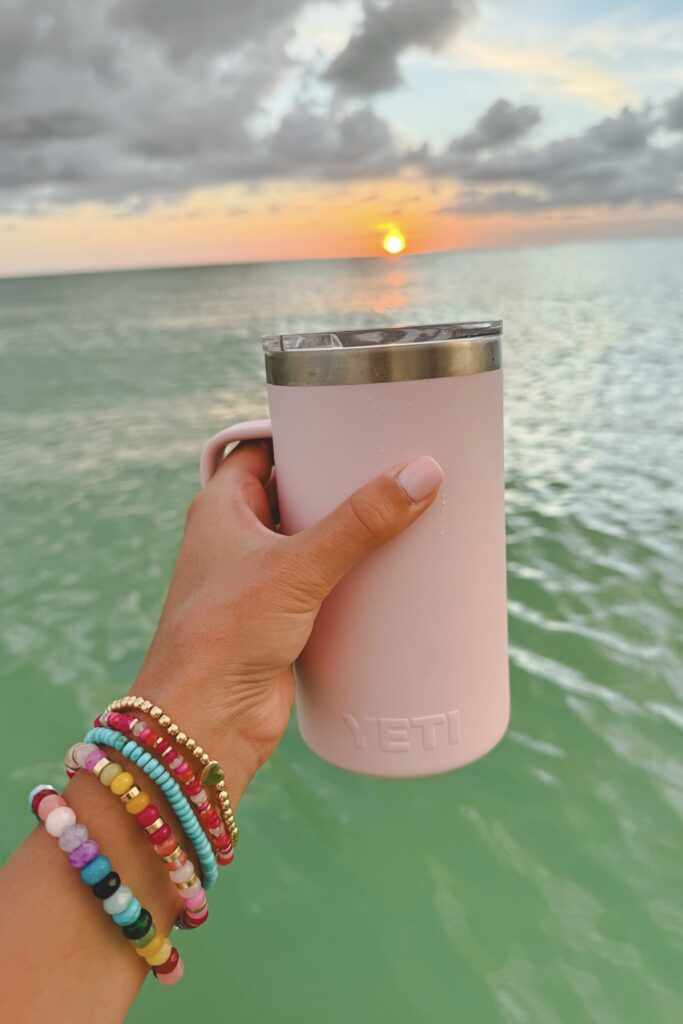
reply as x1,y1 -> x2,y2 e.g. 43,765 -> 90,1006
341,712 -> 461,752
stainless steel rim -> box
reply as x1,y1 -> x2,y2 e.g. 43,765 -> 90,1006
263,321 -> 502,386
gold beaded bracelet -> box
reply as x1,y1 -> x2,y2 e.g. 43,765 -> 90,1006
103,695 -> 239,845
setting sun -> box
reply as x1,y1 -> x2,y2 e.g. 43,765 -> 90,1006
382,229 -> 406,255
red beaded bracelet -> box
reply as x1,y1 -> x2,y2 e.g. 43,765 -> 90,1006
97,711 -> 234,866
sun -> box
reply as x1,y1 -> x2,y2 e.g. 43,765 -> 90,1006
382,229 -> 406,255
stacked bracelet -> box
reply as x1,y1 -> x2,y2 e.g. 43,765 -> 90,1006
98,710 -> 234,866
66,737 -> 212,927
80,729 -> 220,888
81,727 -> 219,890
29,785 -> 183,984
102,696 -> 238,846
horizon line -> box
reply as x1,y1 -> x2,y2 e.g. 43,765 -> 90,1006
2,230 -> 683,284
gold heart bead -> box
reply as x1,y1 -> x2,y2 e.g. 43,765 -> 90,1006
200,761 -> 225,786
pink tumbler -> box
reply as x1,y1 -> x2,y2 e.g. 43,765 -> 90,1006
201,321 -> 509,778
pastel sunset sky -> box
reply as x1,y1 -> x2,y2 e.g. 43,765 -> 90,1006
2,0 -> 683,276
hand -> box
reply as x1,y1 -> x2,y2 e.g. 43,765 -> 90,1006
135,440 -> 443,801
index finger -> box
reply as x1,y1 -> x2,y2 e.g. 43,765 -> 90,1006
208,438 -> 275,527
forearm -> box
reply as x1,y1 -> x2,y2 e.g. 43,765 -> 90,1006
0,678 -> 259,1023
0,433 -> 434,1021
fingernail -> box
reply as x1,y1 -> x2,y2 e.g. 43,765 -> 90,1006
395,456 -> 444,503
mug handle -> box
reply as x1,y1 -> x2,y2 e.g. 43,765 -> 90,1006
200,418 -> 273,488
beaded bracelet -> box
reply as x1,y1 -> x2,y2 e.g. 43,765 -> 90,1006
98,710 -> 233,866
29,785 -> 183,984
82,728 -> 219,887
66,741 -> 210,929
102,696 -> 238,845
81,727 -> 219,892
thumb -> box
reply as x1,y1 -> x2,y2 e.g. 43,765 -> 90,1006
282,455 -> 444,604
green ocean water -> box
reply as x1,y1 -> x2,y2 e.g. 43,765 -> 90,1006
1,239 -> 682,1023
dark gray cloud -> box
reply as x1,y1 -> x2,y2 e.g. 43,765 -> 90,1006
433,99 -> 683,213
265,105 -> 405,178
0,0 -> 420,208
0,1 -> 305,206
0,0 -> 121,84
439,190 -> 543,215
323,0 -> 475,95
0,0 -> 681,218
586,105 -> 653,151
110,0 -> 307,62
665,91 -> 683,132
452,99 -> 541,152
0,110 -> 105,144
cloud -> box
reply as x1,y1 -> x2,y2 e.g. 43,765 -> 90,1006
439,190 -> 543,215
435,100 -> 683,213
0,1 -> 304,206
451,99 -> 541,152
0,110 -> 105,144
665,91 -> 683,132
265,105 -> 404,178
587,105 -> 653,151
0,0 -> 421,209
0,0 -> 681,220
110,0 -> 307,62
323,0 -> 475,95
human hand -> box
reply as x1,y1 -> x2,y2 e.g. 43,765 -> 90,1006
134,440 -> 443,803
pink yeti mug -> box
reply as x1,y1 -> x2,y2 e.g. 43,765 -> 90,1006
200,321 -> 509,778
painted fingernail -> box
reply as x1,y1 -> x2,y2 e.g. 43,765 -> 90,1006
395,456 -> 444,503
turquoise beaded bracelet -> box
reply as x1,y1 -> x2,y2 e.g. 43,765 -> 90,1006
84,727 -> 218,890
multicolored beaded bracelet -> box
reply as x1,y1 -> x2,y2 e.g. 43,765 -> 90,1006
77,740 -> 209,925
102,696 -> 238,846
97,709 -> 234,866
66,739 -> 211,929
81,726 -> 219,891
28,785 -> 184,985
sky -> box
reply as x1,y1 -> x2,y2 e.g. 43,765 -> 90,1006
1,0 -> 683,276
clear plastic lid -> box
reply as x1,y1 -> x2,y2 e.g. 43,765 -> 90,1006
262,320 -> 501,352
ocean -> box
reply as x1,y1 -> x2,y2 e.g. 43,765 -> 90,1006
1,239 -> 682,1022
